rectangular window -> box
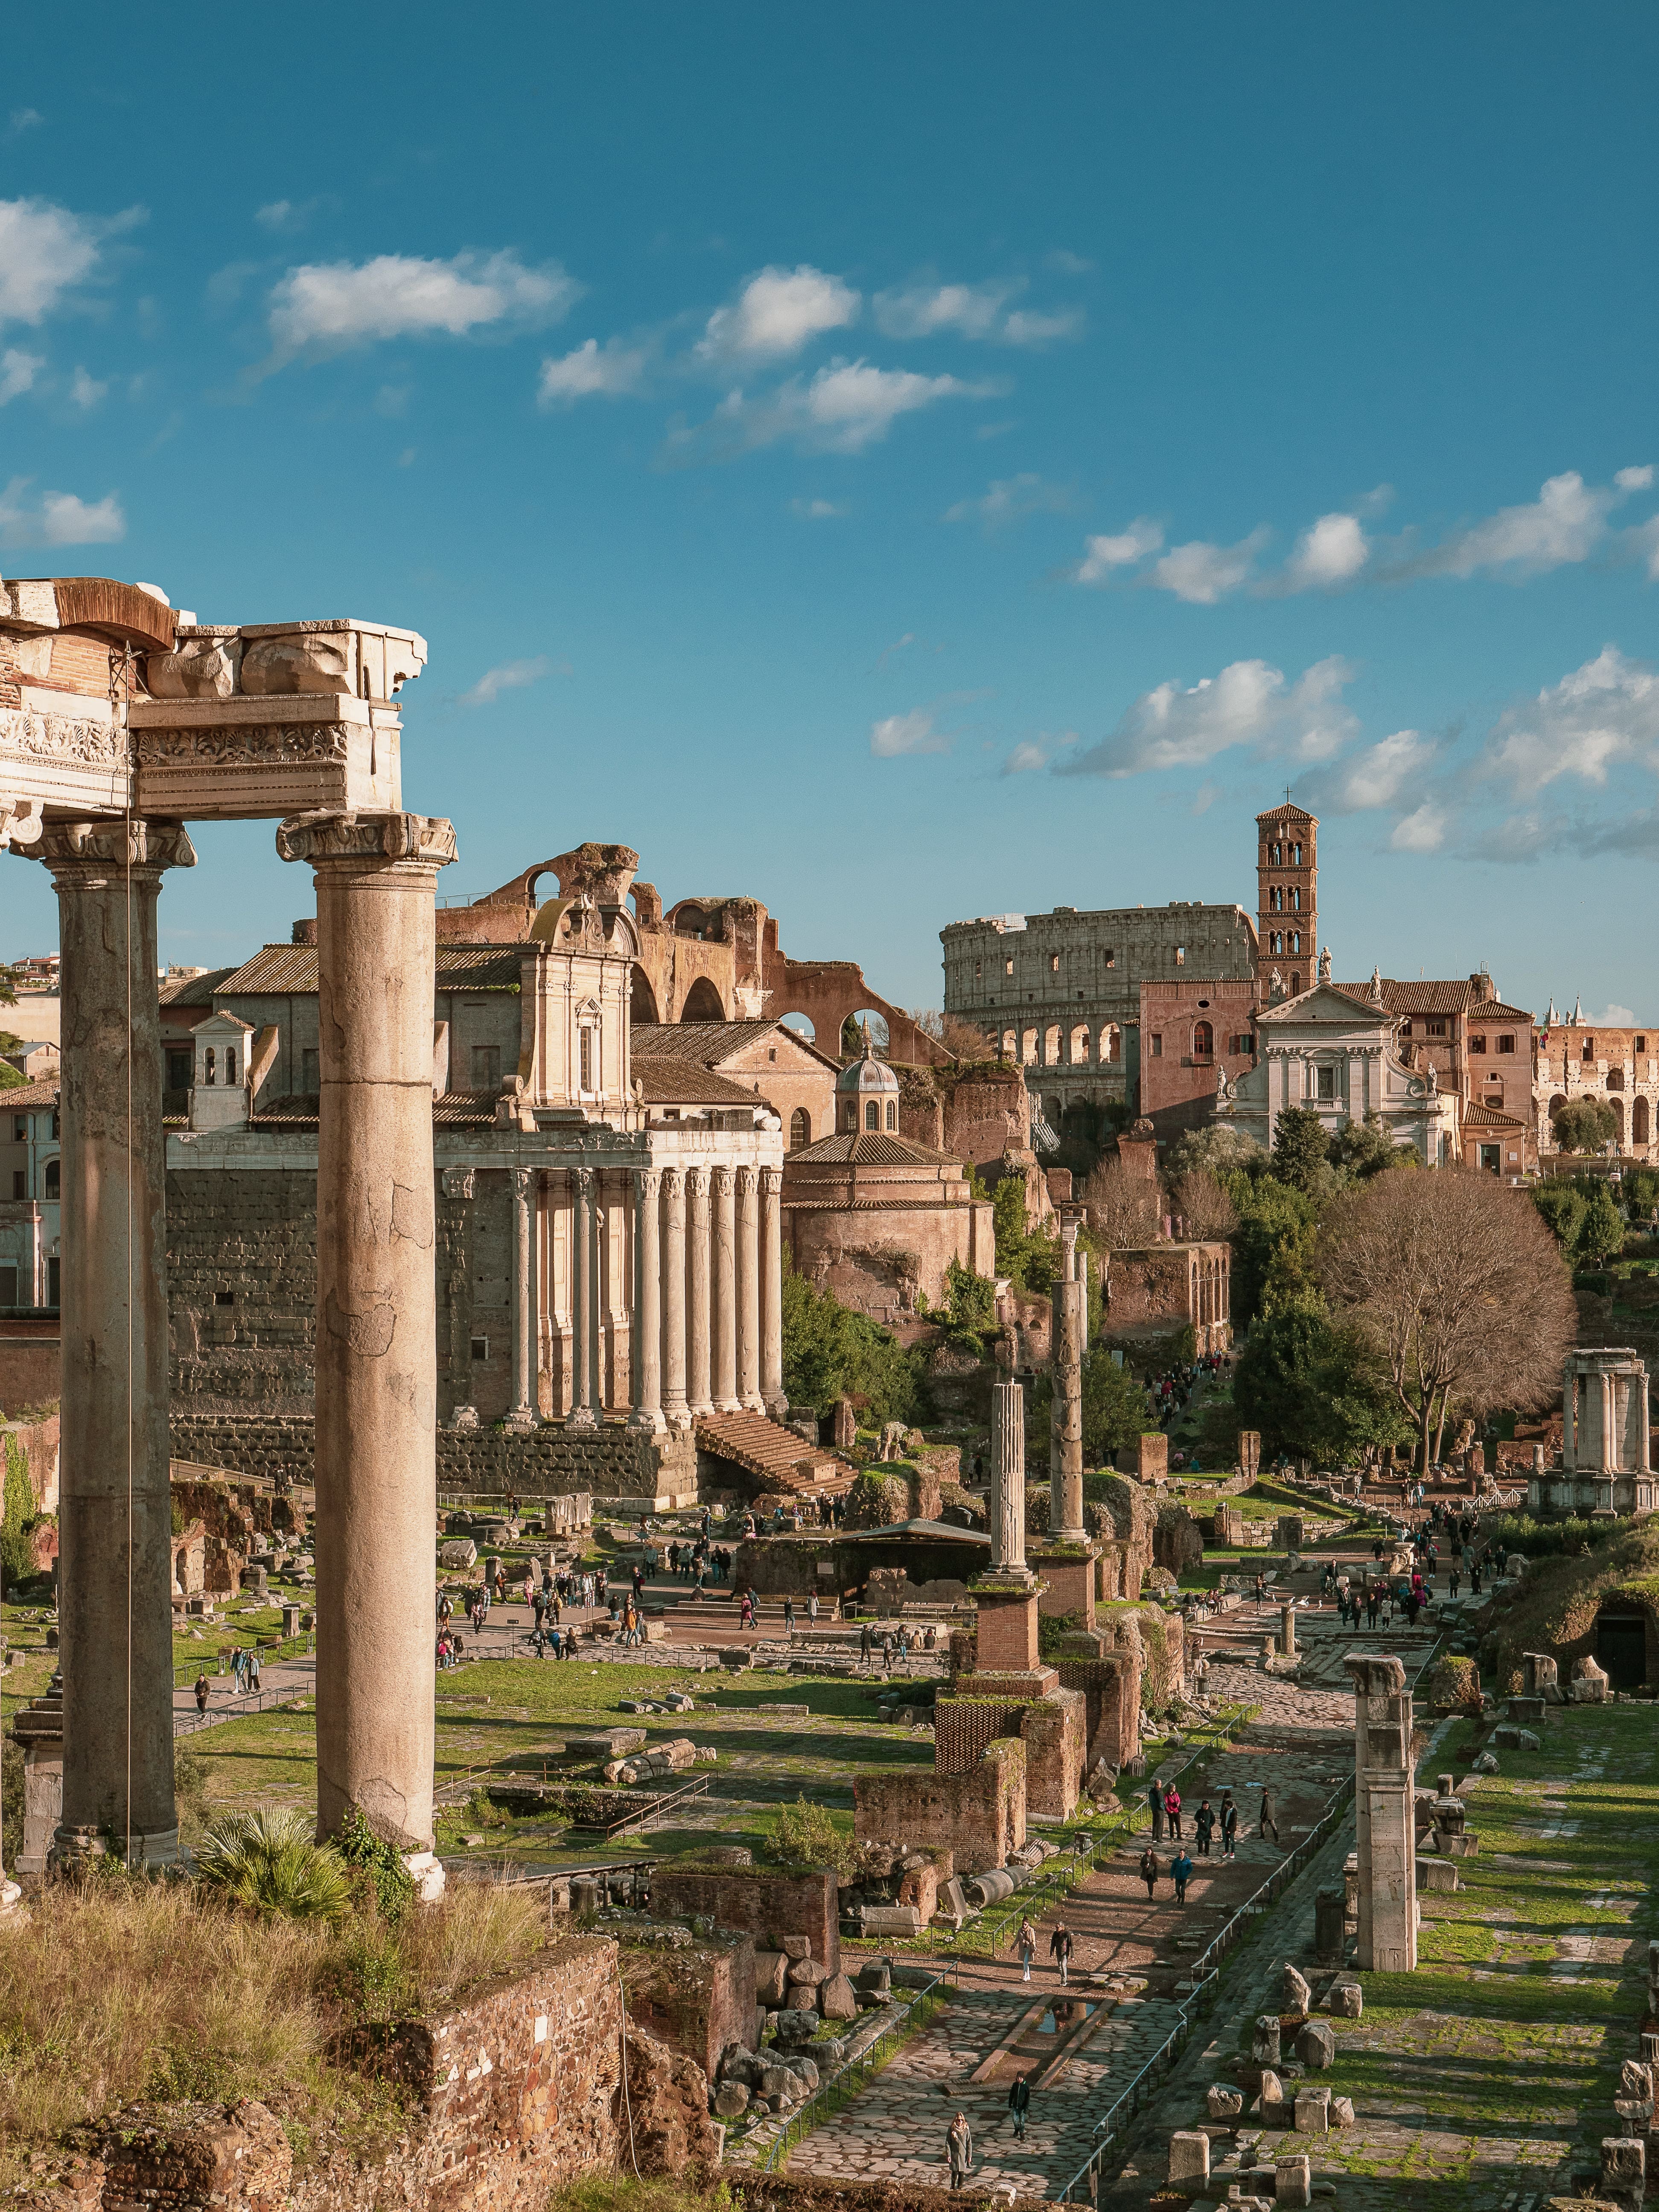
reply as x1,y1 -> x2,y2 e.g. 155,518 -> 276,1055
1005,958 -> 1014,976
1497,1034 -> 1514,1053
1049,953 -> 1059,973
1637,1036 -> 1647,1052
166,1051 -> 192,1091
10,1171 -> 23,1201
1150,1034 -> 1163,1058
301,1046 -> 320,1092
214,1291 -> 235,1308
579,1029 -> 593,1092
472,1044 -> 501,1089
47,1256 -> 59,1306
1316,1065 -> 1336,1100
1427,1020 -> 1446,1037
12,1118 -> 23,1142
470,1335 -> 489,1361
0,1266 -> 15,1306
1469,1035 -> 1487,1053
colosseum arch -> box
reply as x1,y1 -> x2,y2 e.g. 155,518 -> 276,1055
679,976 -> 726,1022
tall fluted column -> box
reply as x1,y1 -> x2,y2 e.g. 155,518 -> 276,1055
712,1167 -> 741,1411
760,1166 -> 785,1419
1050,1214 -> 1087,1540
505,1166 -> 536,1430
17,819 -> 195,1867
630,1167 -> 664,1430
591,1176 -> 608,1416
276,809 -> 454,1868
661,1168 -> 689,1422
990,1377 -> 1029,1577
735,1166 -> 763,1411
686,1168 -> 713,1413
566,1169 -> 597,1431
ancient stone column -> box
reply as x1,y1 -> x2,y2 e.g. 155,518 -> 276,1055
736,1166 -> 763,1412
1050,1216 -> 1087,1541
990,1378 -> 1028,1575
17,818 -> 194,1866
686,1168 -> 713,1413
629,1167 -> 664,1431
505,1166 -> 536,1430
660,1167 -> 689,1422
566,1169 -> 597,1431
1281,1601 -> 1297,1656
1344,1652 -> 1417,1972
276,809 -> 454,1874
711,1165 -> 741,1412
760,1166 -> 786,1419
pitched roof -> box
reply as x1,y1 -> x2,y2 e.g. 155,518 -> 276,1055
158,966 -> 239,1008
1461,1099 -> 1527,1129
1335,978 -> 1478,1015
247,1088 -> 501,1128
1467,1001 -> 1534,1024
0,1077 -> 60,1107
1256,802 -> 1317,825
636,1063 -> 763,1107
217,944 -> 523,994
787,1129 -> 959,1168
631,1020 -> 838,1071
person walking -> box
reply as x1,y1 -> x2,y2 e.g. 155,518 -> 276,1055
1139,1846 -> 1160,1900
193,1673 -> 210,1714
1220,1794 -> 1238,1862
1163,1783 -> 1183,1840
1049,1921 -> 1074,1986
247,1650 -> 262,1695
1258,1784 -> 1279,1845
1171,1846 -> 1193,1905
1194,1797 -> 1215,1856
808,1588 -> 819,1627
947,2112 -> 973,2191
1148,1779 -> 1165,1841
859,1619 -> 873,1667
784,1596 -> 796,1638
1007,2072 -> 1031,2141
1017,1915 -> 1037,1982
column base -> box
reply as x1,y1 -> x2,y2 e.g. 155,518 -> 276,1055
662,1399 -> 691,1429
715,1395 -> 744,1415
627,1408 -> 667,1434
502,1408 -> 540,1434
0,1877 -> 23,1915
565,1407 -> 598,1434
54,1822 -> 180,1871
404,1848 -> 446,1904
1049,1524 -> 1088,1545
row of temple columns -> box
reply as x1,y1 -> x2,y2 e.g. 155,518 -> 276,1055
507,1162 -> 785,1430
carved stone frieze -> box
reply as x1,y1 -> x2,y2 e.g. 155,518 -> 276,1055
1,707 -> 125,764
134,724 -> 352,768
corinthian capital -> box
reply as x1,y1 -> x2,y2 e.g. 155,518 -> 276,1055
18,816 -> 196,875
275,809 -> 456,868
760,1167 -> 784,1198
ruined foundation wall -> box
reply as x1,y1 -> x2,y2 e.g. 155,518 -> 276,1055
854,1740 -> 1026,1873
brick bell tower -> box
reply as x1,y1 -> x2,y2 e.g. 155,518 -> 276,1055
1255,800 -> 1318,1005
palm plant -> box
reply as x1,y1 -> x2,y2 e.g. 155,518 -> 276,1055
195,1806 -> 351,1922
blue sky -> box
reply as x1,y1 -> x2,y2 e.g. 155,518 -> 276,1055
3,3 -> 1658,1023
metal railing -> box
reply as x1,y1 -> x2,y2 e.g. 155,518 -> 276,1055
742,1971 -> 954,2172
174,1680 -> 312,1734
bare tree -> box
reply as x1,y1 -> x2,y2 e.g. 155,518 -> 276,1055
907,1007 -> 997,1059
1081,1155 -> 1161,1249
1317,1167 -> 1576,1474
1168,1167 -> 1239,1243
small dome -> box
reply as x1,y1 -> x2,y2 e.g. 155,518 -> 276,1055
836,1027 -> 900,1096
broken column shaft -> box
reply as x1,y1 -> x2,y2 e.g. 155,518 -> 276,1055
991,1377 -> 1028,1575
1050,1215 -> 1087,1541
1344,1652 -> 1417,1972
19,818 -> 194,1865
277,809 -> 454,1864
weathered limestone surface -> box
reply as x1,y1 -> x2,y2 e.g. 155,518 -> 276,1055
277,809 -> 454,1856
1345,1652 -> 1417,1972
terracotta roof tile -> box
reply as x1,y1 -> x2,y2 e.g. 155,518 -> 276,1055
158,966 -> 239,1008
219,944 -> 522,994
637,1064 -> 762,1106
0,1077 -> 60,1107
786,1130 -> 959,1167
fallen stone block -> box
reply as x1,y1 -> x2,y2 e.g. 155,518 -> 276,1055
1168,2131 -> 1211,2186
1254,2069 -> 1287,2125
770,2008 -> 819,2046
1601,2135 -> 1645,2212
755,1950 -> 789,2008
1276,2152 -> 1313,2207
1572,1656 -> 1611,1703
714,2081 -> 750,2117
776,1935 -> 813,1960
1492,1725 -> 1539,1751
1252,2014 -> 1283,2065
1325,1981 -> 1362,2019
1207,2084 -> 1245,2119
859,1904 -> 921,1938
1330,2095 -> 1355,2129
1294,2087 -> 1330,2133
787,1956 -> 826,1988
1296,2020 -> 1335,2069
1444,1831 -> 1479,1856
819,1973 -> 858,2022
1618,2059 -> 1654,2101
1418,1859 -> 1461,1893
1282,1962 -> 1312,2014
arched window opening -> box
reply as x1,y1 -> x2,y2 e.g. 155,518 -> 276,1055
1635,1097 -> 1651,1145
864,1099 -> 880,1131
788,1107 -> 811,1149
885,1099 -> 898,1131
204,1047 -> 216,1086
1193,1020 -> 1213,1058
44,1159 -> 60,1199
225,1047 -> 237,1085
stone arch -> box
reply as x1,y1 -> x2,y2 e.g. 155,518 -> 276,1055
1000,1028 -> 1016,1059
1635,1096 -> 1651,1146
1609,1094 -> 1626,1142
1101,1023 -> 1120,1063
630,968 -> 661,1024
1020,1029 -> 1038,1066
845,1008 -> 891,1057
1068,1022 -> 1090,1064
1607,1067 -> 1625,1090
1044,1023 -> 1061,1065
780,1011 -> 816,1043
674,902 -> 709,938
680,975 -> 726,1022
788,1106 -> 812,1149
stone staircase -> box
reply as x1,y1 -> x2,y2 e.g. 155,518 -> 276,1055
693,1409 -> 854,1495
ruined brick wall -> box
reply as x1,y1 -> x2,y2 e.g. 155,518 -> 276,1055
165,1169 -> 318,1413
0,1333 -> 60,1413
1100,1600 -> 1184,1710
620,1935 -> 755,2080
1085,1472 -> 1155,1594
650,1865 -> 840,1976
854,1739 -> 1025,1873
1153,1504 -> 1204,1576
935,1064 -> 1029,1172
1056,1652 -> 1141,1770
933,1695 -> 1026,1779
4,1410 -> 59,1511
166,1411 -> 686,1501
1021,1686 -> 1085,1821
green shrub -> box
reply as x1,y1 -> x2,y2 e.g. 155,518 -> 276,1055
1481,1512 -> 1621,1560
194,1806 -> 351,1923
764,1794 -> 855,1879
335,1804 -> 417,1924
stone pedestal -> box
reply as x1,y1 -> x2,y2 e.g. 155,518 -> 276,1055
19,819 -> 195,1866
12,1679 -> 64,1883
277,809 -> 454,1860
1032,1546 -> 1097,1628
1345,1653 -> 1417,1972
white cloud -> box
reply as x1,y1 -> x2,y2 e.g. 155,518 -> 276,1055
0,347 -> 43,403
870,707 -> 950,758
1390,800 -> 1447,852
677,359 -> 988,460
1149,529 -> 1268,603
461,655 -> 553,706
1002,307 -> 1084,347
698,265 -> 858,361
1004,742 -> 1049,774
1583,1002 -> 1638,1026
1059,655 -> 1357,778
1332,729 -> 1432,811
945,472 -> 1073,530
1484,644 -> 1659,795
536,336 -> 648,405
790,497 -> 846,519
266,250 -> 577,362
1615,466 -> 1653,492
1283,510 -> 1368,590
0,195 -> 122,327
1397,468 -> 1637,580
1625,513 -> 1659,583
9,110 -> 44,135
69,365 -> 106,409
1075,518 -> 1163,582
873,280 -> 1014,340
0,477 -> 125,547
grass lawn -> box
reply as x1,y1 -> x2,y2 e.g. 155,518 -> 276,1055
1286,1701 -> 1659,2210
